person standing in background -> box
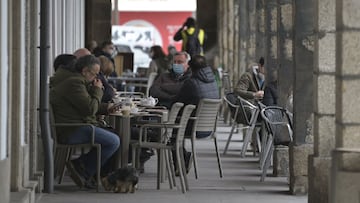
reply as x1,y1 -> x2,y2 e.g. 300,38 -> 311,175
173,17 -> 205,57
147,45 -> 171,76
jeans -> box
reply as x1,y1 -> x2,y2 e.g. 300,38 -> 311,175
66,126 -> 120,178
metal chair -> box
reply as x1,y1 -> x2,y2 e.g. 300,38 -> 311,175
49,106 -> 102,192
125,72 -> 157,97
131,104 -> 195,193
260,106 -> 293,181
116,91 -> 145,98
185,98 -> 223,179
223,93 -> 261,157
220,71 -> 232,124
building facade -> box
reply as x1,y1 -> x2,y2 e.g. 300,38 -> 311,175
0,0 -> 85,202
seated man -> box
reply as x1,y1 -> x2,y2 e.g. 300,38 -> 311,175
234,57 -> 265,104
149,51 -> 191,109
232,57 -> 266,122
50,55 -> 120,188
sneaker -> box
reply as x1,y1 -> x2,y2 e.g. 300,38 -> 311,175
84,179 -> 97,189
66,160 -> 84,188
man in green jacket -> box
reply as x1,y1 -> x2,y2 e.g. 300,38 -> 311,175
50,55 -> 120,188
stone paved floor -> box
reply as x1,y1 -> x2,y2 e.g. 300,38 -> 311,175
37,120 -> 307,203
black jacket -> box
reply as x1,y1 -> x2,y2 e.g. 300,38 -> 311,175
175,66 -> 220,105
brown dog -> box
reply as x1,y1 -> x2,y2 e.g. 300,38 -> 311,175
102,167 -> 139,193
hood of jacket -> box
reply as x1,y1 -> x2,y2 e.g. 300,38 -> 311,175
50,67 -> 77,88
192,66 -> 215,83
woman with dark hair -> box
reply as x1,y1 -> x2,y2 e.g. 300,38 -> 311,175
147,45 -> 170,76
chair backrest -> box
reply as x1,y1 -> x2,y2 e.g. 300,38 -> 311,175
168,102 -> 184,124
146,72 -> 158,97
193,99 -> 222,133
117,91 -> 145,98
49,105 -> 59,149
174,104 -> 196,145
224,93 -> 257,126
222,71 -> 232,94
260,106 -> 293,145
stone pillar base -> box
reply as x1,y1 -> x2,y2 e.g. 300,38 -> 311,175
289,144 -> 313,195
308,155 -> 331,203
273,146 -> 289,177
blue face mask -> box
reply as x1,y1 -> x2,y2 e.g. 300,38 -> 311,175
172,64 -> 184,74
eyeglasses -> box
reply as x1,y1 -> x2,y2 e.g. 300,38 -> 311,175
87,69 -> 99,77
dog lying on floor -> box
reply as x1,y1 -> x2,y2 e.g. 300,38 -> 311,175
101,167 -> 139,193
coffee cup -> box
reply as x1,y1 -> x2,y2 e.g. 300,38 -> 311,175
121,106 -> 131,116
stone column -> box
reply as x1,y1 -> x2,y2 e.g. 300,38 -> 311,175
197,0 -> 217,53
237,0 -> 248,83
277,0 -> 294,108
330,1 -> 360,202
227,0 -> 235,80
289,0 -> 316,195
85,0 -> 112,45
11,0 -> 26,191
264,0 -> 278,75
270,0 -> 294,178
247,0 -> 256,64
27,0 -> 43,191
221,1 -> 229,74
256,0 -> 265,61
308,0 -> 336,202
217,0 -> 224,70
233,0 -> 240,84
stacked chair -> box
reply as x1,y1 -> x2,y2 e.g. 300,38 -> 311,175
223,93 -> 262,157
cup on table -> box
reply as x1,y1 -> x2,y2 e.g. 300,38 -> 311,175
113,96 -> 122,104
121,105 -> 131,116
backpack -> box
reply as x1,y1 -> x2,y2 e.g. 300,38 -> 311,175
185,28 -> 201,56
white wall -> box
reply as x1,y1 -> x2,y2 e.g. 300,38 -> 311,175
19,0 -> 26,146
0,0 -> 9,160
51,0 -> 85,75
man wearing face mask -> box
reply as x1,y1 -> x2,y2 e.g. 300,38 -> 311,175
234,57 -> 266,104
149,51 -> 192,109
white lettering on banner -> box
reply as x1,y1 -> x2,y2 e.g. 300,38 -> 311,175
112,26 -> 154,47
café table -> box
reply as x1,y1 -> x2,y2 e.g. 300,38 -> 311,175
109,108 -> 168,168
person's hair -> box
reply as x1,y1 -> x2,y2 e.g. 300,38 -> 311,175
53,54 -> 77,71
73,48 -> 91,59
150,45 -> 166,59
100,40 -> 114,49
98,55 -> 114,76
189,55 -> 207,71
259,57 -> 265,66
174,51 -> 191,63
74,55 -> 100,73
86,40 -> 98,53
185,17 -> 196,27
